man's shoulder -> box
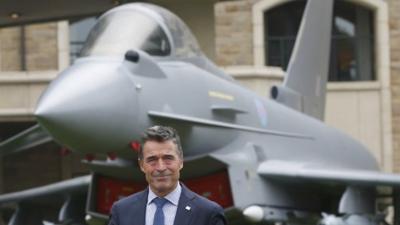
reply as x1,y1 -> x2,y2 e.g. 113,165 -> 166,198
180,185 -> 227,224
182,185 -> 222,210
194,193 -> 222,210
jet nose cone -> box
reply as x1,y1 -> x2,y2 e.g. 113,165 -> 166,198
35,61 -> 139,155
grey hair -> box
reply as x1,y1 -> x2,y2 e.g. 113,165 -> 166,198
138,125 -> 183,160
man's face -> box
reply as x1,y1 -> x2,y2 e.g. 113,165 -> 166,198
139,140 -> 183,197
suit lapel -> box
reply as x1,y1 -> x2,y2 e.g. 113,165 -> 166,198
173,184 -> 196,225
130,188 -> 148,225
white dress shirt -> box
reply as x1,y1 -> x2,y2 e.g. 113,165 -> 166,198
145,184 -> 182,225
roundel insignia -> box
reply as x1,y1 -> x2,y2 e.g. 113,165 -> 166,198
254,98 -> 267,127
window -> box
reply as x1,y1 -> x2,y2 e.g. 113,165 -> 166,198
264,0 -> 375,81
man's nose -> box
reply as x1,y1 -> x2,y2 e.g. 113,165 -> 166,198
155,159 -> 167,171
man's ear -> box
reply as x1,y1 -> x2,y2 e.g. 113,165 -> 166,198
179,159 -> 183,170
139,159 -> 145,172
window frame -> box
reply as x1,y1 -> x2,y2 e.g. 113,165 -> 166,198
261,0 -> 375,82
252,0 -> 388,85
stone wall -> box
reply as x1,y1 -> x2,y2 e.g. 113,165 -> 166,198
0,27 -> 22,71
389,0 -> 400,172
25,23 -> 58,71
215,0 -> 255,66
0,22 -> 58,72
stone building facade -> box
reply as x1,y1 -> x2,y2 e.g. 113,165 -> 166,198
0,23 -> 58,71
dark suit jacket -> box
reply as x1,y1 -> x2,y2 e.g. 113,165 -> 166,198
108,184 -> 227,225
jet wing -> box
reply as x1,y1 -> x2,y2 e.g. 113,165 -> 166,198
258,160 -> 400,187
148,111 -> 312,139
0,175 -> 91,204
0,124 -> 52,156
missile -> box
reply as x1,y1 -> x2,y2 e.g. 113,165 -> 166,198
243,205 -> 264,222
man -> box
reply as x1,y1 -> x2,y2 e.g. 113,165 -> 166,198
108,125 -> 227,225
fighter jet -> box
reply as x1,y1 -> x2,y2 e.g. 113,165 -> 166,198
1,0 -> 400,225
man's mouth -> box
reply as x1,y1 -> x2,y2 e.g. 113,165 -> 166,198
155,176 -> 170,182
154,175 -> 170,179
153,172 -> 171,177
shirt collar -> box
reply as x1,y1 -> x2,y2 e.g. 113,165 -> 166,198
147,183 -> 181,206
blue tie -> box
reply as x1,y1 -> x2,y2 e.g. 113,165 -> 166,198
153,197 -> 168,225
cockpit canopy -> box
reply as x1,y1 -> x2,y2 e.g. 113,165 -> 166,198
80,3 -> 202,58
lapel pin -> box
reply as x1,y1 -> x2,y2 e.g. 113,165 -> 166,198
185,206 -> 191,211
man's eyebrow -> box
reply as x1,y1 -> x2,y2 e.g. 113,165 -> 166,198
145,155 -> 158,161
